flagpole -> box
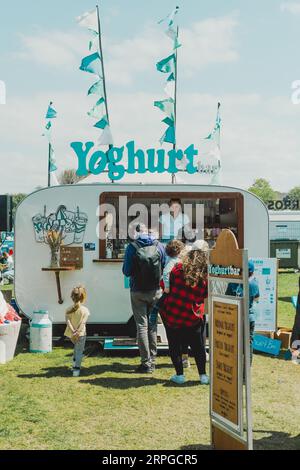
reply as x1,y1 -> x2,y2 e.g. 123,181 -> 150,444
48,143 -> 51,187
172,26 -> 179,185
96,4 -> 113,183
217,102 -> 221,147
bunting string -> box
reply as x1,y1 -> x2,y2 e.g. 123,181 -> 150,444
77,8 -> 113,146
154,6 -> 180,146
43,102 -> 58,186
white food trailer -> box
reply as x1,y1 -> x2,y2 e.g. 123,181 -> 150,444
15,183 -> 269,337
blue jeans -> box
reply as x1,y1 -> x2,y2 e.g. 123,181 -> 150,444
73,336 -> 86,369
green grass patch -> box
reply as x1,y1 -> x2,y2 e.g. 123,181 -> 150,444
0,273 -> 299,450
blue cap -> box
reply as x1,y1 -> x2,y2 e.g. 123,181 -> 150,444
248,260 -> 255,274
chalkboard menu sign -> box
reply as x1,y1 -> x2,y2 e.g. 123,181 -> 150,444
211,298 -> 241,430
60,246 -> 83,269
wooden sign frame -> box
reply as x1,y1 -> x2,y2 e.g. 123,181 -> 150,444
208,229 -> 252,450
211,296 -> 243,434
60,246 -> 83,269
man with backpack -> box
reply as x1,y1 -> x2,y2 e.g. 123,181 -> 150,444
123,224 -> 166,373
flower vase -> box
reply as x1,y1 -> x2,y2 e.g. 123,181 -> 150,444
50,246 -> 60,268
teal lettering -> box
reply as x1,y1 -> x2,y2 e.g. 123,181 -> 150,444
167,149 -> 184,173
71,142 -> 94,177
89,150 -> 108,175
126,140 -> 147,174
108,146 -> 125,181
185,144 -> 198,174
147,149 -> 166,173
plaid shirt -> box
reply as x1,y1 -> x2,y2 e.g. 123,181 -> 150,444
160,264 -> 208,328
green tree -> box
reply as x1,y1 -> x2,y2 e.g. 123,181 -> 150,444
12,193 -> 27,216
59,169 -> 83,185
288,186 -> 300,202
248,178 -> 277,204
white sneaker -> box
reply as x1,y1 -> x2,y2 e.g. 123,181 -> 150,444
72,369 -> 80,377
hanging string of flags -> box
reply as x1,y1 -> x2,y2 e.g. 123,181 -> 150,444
154,6 -> 181,146
43,102 -> 59,186
77,8 -> 113,146
205,102 -> 222,184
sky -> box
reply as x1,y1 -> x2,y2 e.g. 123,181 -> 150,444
0,0 -> 300,193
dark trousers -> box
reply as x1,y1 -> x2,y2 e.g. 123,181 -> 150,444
165,318 -> 206,376
291,295 -> 300,347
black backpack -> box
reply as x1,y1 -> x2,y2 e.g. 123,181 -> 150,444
131,240 -> 162,291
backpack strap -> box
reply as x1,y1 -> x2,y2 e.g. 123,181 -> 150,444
131,241 -> 141,251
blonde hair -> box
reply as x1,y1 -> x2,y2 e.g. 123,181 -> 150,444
71,285 -> 87,307
181,250 -> 208,287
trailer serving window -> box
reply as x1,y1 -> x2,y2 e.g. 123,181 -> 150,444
97,192 -> 244,261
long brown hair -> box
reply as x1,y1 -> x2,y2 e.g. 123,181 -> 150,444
181,250 -> 208,287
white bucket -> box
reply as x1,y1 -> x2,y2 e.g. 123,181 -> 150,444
0,321 -> 21,364
30,310 -> 52,353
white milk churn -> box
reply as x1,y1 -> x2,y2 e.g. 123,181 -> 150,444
29,310 -> 52,353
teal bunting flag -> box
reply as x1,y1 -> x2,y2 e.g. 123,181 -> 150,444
155,7 -> 180,147
156,54 -> 176,74
160,124 -> 176,145
45,103 -> 57,119
87,97 -> 106,118
94,115 -> 108,129
49,146 -> 57,172
80,52 -> 102,75
162,116 -> 174,126
78,6 -> 114,151
158,7 -> 181,50
87,79 -> 104,96
43,103 -> 58,183
154,98 -> 175,119
205,103 -> 221,141
158,6 -> 179,27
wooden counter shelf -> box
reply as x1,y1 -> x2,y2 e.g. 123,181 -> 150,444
41,267 -> 81,304
93,259 -> 123,263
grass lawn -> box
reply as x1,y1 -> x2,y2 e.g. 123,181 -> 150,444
0,273 -> 299,450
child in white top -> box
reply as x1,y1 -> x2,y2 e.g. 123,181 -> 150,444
65,285 -> 90,377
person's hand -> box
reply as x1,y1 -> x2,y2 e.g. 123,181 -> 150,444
164,287 -> 170,294
73,330 -> 80,340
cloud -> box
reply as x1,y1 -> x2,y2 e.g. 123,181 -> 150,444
280,2 -> 300,14
0,90 -> 300,194
16,30 -> 87,68
15,14 -> 239,84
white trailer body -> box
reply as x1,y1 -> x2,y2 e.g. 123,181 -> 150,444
15,184 -> 269,333
269,210 -> 300,241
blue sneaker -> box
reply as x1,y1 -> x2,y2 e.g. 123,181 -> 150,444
200,374 -> 210,385
170,374 -> 186,385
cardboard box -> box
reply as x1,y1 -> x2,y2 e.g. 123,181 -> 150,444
274,327 -> 292,349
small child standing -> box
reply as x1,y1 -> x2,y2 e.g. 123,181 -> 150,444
65,285 -> 90,377
149,239 -> 185,326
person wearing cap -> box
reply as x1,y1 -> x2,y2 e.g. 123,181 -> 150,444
226,260 -> 260,365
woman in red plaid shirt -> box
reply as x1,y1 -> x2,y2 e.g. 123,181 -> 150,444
160,247 -> 209,385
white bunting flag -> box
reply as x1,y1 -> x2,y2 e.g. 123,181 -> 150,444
98,125 -> 114,146
76,9 -> 98,32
